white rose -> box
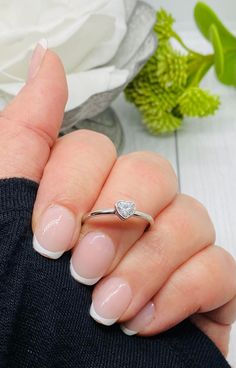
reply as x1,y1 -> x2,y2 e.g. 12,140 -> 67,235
0,0 -> 131,111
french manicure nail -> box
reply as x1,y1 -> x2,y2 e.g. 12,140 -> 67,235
28,38 -> 47,81
121,301 -> 155,336
90,277 -> 132,326
33,205 -> 76,259
70,232 -> 115,285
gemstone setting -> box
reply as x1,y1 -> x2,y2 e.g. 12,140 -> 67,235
115,200 -> 136,220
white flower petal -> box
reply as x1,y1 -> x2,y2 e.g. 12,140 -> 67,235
77,0 -> 127,71
0,0 -> 129,111
54,14 -> 115,73
0,12 -> 114,77
0,0 -> 108,33
65,67 -> 129,111
108,1 -> 156,68
0,0 -> 110,71
123,0 -> 138,20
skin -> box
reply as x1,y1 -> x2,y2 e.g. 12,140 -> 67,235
1,49 -> 236,357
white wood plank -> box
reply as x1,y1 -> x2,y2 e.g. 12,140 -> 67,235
177,72 -> 236,256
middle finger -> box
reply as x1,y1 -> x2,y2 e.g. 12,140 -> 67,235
91,194 -> 215,326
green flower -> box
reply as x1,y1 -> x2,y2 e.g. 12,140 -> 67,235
154,8 -> 174,41
125,76 -> 177,112
178,87 -> 220,116
156,44 -> 188,90
143,110 -> 182,134
124,7 -> 221,135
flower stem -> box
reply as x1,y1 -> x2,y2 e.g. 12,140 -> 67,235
172,31 -> 202,56
187,54 -> 214,86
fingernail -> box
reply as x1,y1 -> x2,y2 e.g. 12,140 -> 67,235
70,232 -> 115,285
33,205 -> 76,259
121,301 -> 155,336
90,277 -> 132,326
28,38 -> 47,80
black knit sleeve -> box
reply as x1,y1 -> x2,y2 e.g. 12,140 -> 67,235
0,178 -> 231,368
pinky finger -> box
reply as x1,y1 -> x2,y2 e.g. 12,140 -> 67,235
121,245 -> 236,336
204,294 -> 236,325
190,314 -> 232,357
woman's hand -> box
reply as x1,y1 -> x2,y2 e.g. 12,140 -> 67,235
1,44 -> 236,357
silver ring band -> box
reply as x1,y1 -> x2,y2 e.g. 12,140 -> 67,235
82,200 -> 154,228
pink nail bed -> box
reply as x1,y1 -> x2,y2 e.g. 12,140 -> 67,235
70,232 -> 115,285
121,301 -> 155,336
33,205 -> 76,259
28,39 -> 47,80
90,277 -> 132,326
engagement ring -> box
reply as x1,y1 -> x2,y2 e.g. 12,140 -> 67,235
82,200 -> 154,228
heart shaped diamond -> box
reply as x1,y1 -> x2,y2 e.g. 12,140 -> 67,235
115,200 -> 136,220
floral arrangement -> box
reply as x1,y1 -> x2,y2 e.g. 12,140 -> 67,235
125,2 -> 236,134
0,1 -> 130,111
0,0 -> 155,118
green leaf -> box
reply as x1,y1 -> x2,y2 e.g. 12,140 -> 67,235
194,2 -> 236,49
187,56 -> 213,86
209,24 -> 224,78
217,49 -> 236,85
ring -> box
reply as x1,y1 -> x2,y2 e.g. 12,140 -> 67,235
82,200 -> 154,228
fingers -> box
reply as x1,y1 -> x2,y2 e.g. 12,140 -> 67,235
204,291 -> 236,325
124,245 -> 236,337
32,130 -> 116,259
89,194 -> 215,326
0,43 -> 68,182
70,152 -> 178,286
190,314 -> 232,357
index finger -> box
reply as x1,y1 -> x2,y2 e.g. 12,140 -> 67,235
0,42 -> 68,182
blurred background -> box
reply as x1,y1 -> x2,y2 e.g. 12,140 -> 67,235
146,0 -> 236,30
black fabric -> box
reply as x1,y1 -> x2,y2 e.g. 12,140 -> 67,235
0,178 -> 230,368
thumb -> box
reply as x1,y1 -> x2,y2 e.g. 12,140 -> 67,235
0,40 -> 68,182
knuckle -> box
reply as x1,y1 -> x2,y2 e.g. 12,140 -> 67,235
179,194 -> 207,214
214,246 -> 236,281
121,151 -> 175,172
75,129 -> 117,157
118,151 -> 178,193
177,194 -> 216,244
196,246 -> 236,292
167,273 -> 201,314
0,113 -> 54,149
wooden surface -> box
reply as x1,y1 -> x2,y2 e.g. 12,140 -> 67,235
113,68 -> 236,366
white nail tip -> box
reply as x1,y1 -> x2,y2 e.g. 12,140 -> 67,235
33,235 -> 64,260
90,303 -> 117,326
70,262 -> 100,286
38,38 -> 48,49
120,325 -> 137,336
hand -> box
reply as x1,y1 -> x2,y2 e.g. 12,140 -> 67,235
1,43 -> 236,357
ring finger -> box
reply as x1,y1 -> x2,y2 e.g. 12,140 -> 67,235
70,151 -> 178,285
